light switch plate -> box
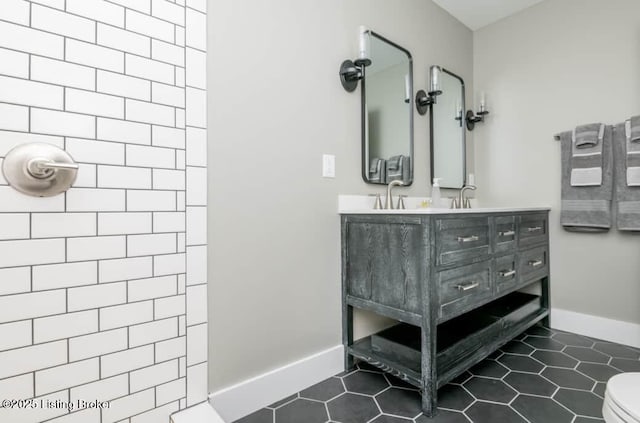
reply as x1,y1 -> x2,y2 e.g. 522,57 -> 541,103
322,154 -> 335,178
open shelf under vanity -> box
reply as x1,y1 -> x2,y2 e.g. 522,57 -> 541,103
348,291 -> 548,389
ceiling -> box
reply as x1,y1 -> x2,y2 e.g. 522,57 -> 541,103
432,0 -> 545,31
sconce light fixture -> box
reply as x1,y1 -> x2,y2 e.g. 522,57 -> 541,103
415,65 -> 443,115
465,92 -> 490,130
339,26 -> 372,92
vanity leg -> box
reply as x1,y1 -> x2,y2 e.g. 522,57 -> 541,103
343,304 -> 354,370
421,323 -> 437,417
541,276 -> 551,328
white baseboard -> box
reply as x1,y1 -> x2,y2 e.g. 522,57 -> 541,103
551,308 -> 640,348
208,345 -> 344,422
170,402 -> 225,423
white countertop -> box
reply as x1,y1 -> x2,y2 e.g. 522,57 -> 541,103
338,195 -> 550,215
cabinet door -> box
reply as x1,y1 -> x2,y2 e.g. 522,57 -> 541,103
344,218 -> 426,314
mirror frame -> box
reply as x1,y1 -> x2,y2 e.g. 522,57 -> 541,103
429,67 -> 466,189
361,31 -> 414,186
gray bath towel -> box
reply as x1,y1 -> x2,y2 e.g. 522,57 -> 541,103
613,121 -> 640,230
556,125 -> 613,232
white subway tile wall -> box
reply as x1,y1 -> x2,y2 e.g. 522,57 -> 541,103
0,1 -> 207,422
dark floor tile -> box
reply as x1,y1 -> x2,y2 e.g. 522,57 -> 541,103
343,370 -> 389,395
234,408 -> 273,423
577,362 -> 621,382
553,388 -> 603,418
376,388 -> 422,419
552,332 -> 594,348
468,360 -> 509,378
463,377 -> 517,403
465,401 -> 527,423
511,394 -> 574,423
436,384 -> 474,411
487,350 -> 502,360
574,417 -> 605,423
504,372 -> 557,396
449,371 -> 472,385
531,350 -> 578,368
268,394 -> 297,409
593,382 -> 606,398
327,393 -> 380,423
385,374 -> 419,390
334,367 -> 358,378
526,325 -> 554,337
593,342 -> 640,359
416,409 -> 470,422
610,357 -> 640,372
564,346 -> 610,364
500,340 -> 534,355
498,353 -> 544,373
300,377 -> 345,401
523,336 -> 565,351
542,367 -> 595,390
371,415 -> 413,423
275,398 -> 328,423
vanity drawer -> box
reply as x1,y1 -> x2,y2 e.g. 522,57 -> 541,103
437,261 -> 492,322
435,217 -> 490,266
519,246 -> 548,283
494,254 -> 518,293
518,213 -> 548,248
494,216 -> 517,254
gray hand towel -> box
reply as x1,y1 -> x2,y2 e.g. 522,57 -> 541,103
557,125 -> 613,232
613,122 -> 640,230
630,115 -> 640,143
573,123 -> 603,149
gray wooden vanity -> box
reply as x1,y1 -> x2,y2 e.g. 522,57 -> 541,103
340,208 -> 550,417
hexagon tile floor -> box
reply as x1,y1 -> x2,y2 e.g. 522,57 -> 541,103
234,324 -> 640,423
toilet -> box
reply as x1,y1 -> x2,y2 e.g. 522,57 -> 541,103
603,373 -> 640,423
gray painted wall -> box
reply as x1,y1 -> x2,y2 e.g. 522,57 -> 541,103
473,0 -> 640,325
207,0 -> 473,390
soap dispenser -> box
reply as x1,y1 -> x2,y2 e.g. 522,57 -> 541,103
431,178 -> 443,208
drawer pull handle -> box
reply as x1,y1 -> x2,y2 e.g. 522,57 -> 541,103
457,235 -> 479,243
456,282 -> 479,291
528,260 -> 543,267
527,226 -> 543,233
499,269 -> 516,277
499,230 -> 515,237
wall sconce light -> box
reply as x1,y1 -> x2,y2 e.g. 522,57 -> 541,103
339,26 -> 372,92
466,92 -> 490,130
415,65 -> 443,115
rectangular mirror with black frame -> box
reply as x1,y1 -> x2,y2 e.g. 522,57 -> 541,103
430,67 -> 466,189
362,31 -> 413,186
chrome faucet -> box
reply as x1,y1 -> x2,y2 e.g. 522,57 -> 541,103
385,180 -> 404,209
452,184 -> 476,209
